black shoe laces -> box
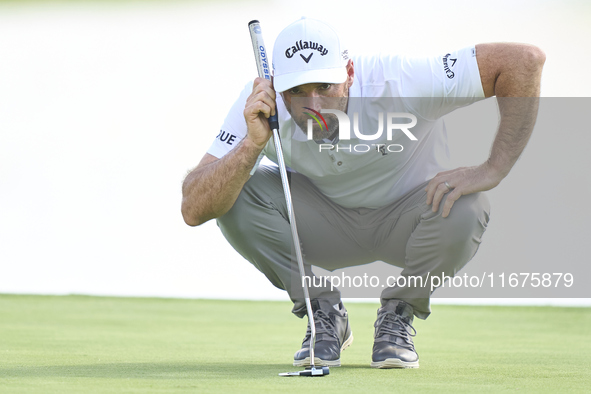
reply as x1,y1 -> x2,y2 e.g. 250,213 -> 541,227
303,310 -> 339,344
374,310 -> 416,350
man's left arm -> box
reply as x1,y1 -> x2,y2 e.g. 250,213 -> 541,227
426,43 -> 546,218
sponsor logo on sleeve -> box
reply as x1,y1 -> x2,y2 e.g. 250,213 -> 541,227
216,130 -> 237,145
442,53 -> 457,79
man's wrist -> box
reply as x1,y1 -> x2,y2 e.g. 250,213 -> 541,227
242,135 -> 268,152
234,136 -> 266,170
483,158 -> 510,183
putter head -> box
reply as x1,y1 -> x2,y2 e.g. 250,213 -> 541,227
278,366 -> 330,377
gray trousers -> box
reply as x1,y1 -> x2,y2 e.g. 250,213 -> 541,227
217,165 -> 490,319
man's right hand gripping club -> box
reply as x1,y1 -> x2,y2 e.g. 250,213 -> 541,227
243,77 -> 277,150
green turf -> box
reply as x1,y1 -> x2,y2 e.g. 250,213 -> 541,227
0,295 -> 589,393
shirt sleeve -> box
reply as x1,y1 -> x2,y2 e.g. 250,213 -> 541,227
393,46 -> 486,120
206,81 -> 253,158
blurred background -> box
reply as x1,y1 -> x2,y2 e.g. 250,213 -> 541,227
1,0 -> 590,305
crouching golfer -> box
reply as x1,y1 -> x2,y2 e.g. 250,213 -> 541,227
181,17 -> 545,368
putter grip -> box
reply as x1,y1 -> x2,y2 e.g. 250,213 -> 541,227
268,113 -> 279,130
248,20 -> 279,130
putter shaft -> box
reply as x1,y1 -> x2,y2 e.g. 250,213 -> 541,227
248,19 -> 318,372
271,129 -> 316,367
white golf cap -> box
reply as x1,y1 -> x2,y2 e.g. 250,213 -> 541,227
272,17 -> 349,93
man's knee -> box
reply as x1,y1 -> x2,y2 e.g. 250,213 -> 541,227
405,192 -> 490,279
423,193 -> 490,251
438,192 -> 490,250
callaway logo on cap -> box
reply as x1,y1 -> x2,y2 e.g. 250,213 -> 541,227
272,17 -> 349,93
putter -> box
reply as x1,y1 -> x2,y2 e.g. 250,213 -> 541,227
248,20 -> 328,377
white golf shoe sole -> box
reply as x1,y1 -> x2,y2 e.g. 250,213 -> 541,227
370,358 -> 419,369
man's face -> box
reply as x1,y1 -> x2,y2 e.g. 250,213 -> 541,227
282,83 -> 349,141
280,61 -> 354,141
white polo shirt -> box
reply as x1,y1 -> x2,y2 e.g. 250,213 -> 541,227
208,46 -> 485,209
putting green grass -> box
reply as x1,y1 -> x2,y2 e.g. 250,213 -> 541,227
0,295 -> 590,393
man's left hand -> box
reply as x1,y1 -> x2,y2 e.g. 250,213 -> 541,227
425,162 -> 503,218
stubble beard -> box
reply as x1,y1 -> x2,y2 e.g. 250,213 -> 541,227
288,92 -> 349,142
